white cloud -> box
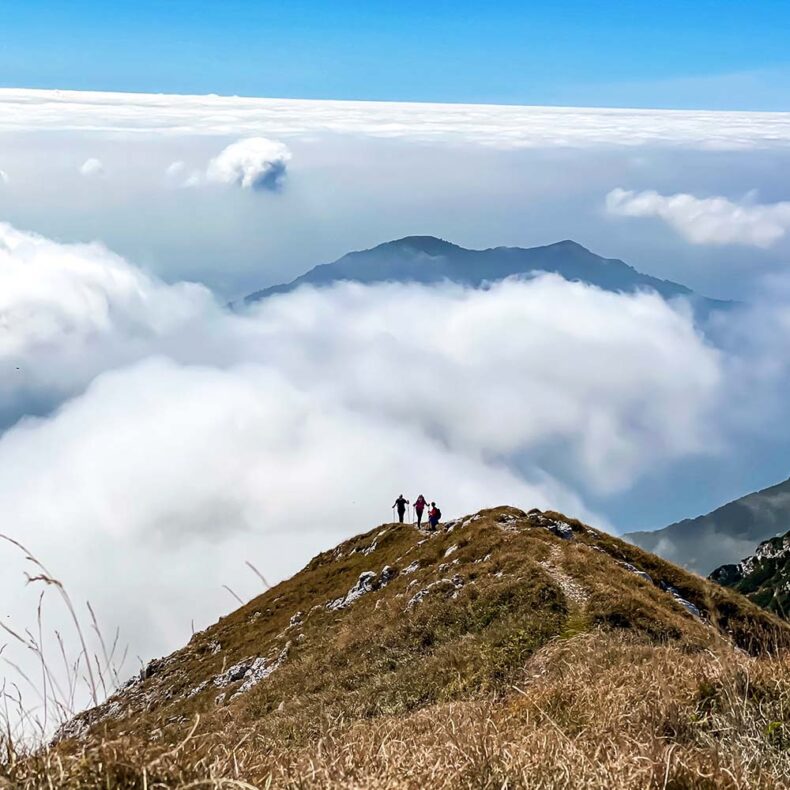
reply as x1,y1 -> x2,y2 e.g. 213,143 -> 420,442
164,160 -> 205,189
0,222 -> 211,426
206,137 -> 291,190
79,157 -> 104,177
165,160 -> 185,178
0,169 -> 8,184
1,87 -> 790,150
181,170 -> 204,188
606,187 -> 790,247
0,221 -> 726,726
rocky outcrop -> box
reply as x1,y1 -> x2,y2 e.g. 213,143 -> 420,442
327,565 -> 397,611
710,531 -> 790,619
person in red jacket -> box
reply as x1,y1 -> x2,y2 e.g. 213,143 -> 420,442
428,502 -> 441,531
414,494 -> 427,527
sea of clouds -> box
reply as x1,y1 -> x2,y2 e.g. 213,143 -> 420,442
2,217 -> 790,731
1,88 -> 790,733
0,218 -> 740,730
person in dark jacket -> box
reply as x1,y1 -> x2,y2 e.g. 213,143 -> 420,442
393,494 -> 409,523
428,502 -> 441,530
414,494 -> 427,527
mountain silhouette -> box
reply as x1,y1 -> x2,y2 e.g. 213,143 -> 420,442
243,236 -> 728,312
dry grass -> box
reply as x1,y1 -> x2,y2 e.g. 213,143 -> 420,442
2,506 -> 790,788
3,632 -> 789,788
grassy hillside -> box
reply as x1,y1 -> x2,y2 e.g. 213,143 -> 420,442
4,506 -> 790,788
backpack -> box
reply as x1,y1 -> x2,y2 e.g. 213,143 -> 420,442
434,508 -> 441,521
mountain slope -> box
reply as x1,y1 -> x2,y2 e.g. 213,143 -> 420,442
39,506 -> 790,789
625,475 -> 790,575
710,530 -> 790,619
243,236 -> 727,310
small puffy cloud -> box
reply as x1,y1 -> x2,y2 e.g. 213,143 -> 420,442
164,160 -> 204,189
182,169 -> 204,188
165,160 -> 185,178
0,169 -> 8,184
163,160 -> 206,189
206,137 -> 291,190
606,187 -> 790,248
79,157 -> 105,177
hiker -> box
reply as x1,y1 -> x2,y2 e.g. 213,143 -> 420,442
414,494 -> 427,528
393,494 -> 409,523
428,502 -> 441,531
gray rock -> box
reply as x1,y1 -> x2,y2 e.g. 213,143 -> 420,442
671,593 -> 701,619
620,562 -> 653,585
214,659 -> 252,686
548,521 -> 574,540
407,575 -> 464,608
327,571 -> 377,611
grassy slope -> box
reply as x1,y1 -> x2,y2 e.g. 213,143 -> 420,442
5,506 -> 790,789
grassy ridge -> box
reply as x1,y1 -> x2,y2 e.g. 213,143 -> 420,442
3,506 -> 790,788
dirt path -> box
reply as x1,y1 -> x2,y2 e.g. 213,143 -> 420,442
539,544 -> 589,608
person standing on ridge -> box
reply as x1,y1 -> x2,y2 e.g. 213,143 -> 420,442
414,494 -> 427,528
428,502 -> 441,531
393,494 -> 409,523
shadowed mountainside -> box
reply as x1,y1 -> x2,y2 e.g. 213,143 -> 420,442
626,475 -> 790,575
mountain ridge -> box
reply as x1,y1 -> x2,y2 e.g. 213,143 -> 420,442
625,475 -> 790,575
41,505 -> 790,787
242,235 -> 728,311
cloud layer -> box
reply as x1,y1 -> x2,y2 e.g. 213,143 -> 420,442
0,221 -> 727,723
2,88 -> 790,149
606,188 -> 790,247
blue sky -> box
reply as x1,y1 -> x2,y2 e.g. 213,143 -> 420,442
2,0 -> 790,109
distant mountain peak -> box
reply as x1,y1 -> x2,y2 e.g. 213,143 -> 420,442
242,234 -> 727,311
545,239 -> 592,252
377,235 -> 461,256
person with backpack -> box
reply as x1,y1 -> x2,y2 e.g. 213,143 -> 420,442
393,494 -> 409,523
414,494 -> 427,528
428,502 -> 441,530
